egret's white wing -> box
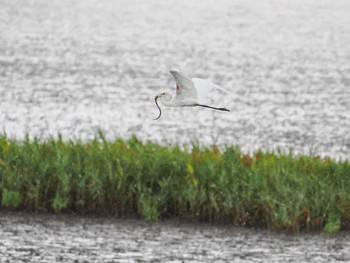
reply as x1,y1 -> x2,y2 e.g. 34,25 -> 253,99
170,71 -> 198,102
191,78 -> 226,105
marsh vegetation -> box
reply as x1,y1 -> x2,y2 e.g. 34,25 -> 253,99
1,133 -> 349,233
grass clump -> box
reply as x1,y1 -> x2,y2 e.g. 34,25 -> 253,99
0,133 -> 349,233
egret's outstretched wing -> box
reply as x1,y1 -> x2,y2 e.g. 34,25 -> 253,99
170,71 -> 198,101
191,78 -> 226,105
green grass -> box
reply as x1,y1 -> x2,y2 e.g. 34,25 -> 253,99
0,132 -> 349,232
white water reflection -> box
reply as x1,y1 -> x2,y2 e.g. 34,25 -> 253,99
1,213 -> 349,262
0,0 -> 349,159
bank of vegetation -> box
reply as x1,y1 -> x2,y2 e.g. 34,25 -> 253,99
0,133 -> 349,233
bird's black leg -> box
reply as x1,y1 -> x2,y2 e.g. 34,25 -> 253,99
196,104 -> 230,112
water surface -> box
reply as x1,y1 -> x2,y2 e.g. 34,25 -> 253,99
1,212 -> 349,262
1,0 -> 349,158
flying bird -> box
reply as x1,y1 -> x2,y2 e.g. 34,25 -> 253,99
154,70 -> 230,120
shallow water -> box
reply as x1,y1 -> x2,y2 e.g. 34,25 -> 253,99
0,212 -> 350,263
1,0 -> 349,159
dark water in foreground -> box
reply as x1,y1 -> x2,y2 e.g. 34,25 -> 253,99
0,212 -> 349,262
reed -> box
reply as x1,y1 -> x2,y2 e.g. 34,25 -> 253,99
0,133 -> 349,233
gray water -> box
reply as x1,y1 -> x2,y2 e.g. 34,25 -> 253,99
1,0 -> 350,158
1,0 -> 350,262
1,212 -> 350,263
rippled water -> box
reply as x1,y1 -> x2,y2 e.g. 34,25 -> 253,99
1,212 -> 350,263
1,1 -> 350,261
1,0 -> 349,158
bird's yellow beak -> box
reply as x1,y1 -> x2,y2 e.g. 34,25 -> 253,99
154,92 -> 165,99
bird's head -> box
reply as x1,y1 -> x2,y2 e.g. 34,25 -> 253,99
154,92 -> 166,99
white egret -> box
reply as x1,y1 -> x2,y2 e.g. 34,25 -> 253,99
154,70 -> 230,120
